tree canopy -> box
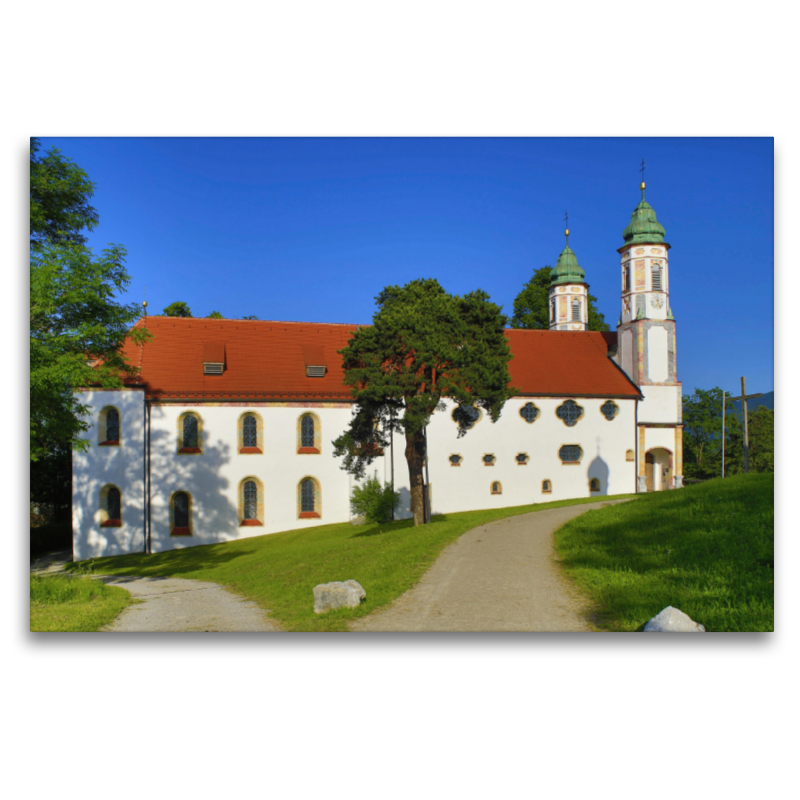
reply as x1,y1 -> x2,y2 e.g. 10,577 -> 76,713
163,301 -> 192,317
332,278 -> 515,526
30,138 -> 148,463
206,310 -> 224,319
510,266 -> 609,331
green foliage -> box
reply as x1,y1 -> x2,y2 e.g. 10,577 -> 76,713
206,310 -> 224,319
30,139 -> 149,461
554,474 -> 774,632
30,441 -> 71,512
682,387 -> 740,480
242,315 -> 259,320
30,521 -> 73,557
725,405 -> 774,475
30,572 -> 133,632
70,493 -> 636,632
163,301 -> 192,317
332,278 -> 515,481
350,473 -> 400,523
510,265 -> 609,331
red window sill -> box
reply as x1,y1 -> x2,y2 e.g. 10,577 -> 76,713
171,527 -> 192,536
99,441 -> 120,447
298,447 -> 320,454
101,520 -> 122,528
542,491 -> 552,495
299,511 -> 320,519
483,463 -> 495,467
179,447 -> 202,454
239,447 -> 262,454
450,464 -> 461,467
239,519 -> 263,527
517,463 -> 528,466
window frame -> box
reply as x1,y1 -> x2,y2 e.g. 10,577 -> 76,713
170,491 -> 193,536
99,484 -> 122,527
177,411 -> 204,454
542,479 -> 552,494
555,399 -> 584,428
297,476 -> 321,519
482,453 -> 496,467
238,410 -> 263,454
238,476 -> 264,527
558,444 -> 584,465
600,400 -> 620,421
297,412 -> 321,454
98,406 -> 122,447
519,402 -> 540,424
490,481 -> 502,495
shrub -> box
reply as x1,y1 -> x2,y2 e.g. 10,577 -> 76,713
350,473 -> 400,524
30,521 -> 72,557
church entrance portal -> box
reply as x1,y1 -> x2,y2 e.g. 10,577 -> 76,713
645,448 -> 673,491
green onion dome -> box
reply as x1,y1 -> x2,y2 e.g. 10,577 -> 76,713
622,182 -> 666,245
550,234 -> 586,287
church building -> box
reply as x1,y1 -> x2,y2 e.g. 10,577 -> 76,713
72,181 -> 683,560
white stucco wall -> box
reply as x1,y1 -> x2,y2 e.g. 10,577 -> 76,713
647,326 -> 669,382
72,393 -> 639,559
638,385 -> 682,424
72,389 -> 146,560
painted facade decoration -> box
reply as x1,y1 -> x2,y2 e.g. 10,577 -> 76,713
72,181 -> 684,560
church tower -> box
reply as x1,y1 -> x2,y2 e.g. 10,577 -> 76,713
617,179 -> 683,491
549,225 -> 589,331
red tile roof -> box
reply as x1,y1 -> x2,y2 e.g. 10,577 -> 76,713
121,317 -> 640,400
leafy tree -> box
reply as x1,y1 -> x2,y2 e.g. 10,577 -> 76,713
242,315 -> 259,320
163,301 -> 192,317
206,310 -> 224,319
30,139 -> 148,463
725,406 -> 774,475
332,278 -> 515,526
350,473 -> 400,524
682,387 -> 740,480
510,266 -> 609,331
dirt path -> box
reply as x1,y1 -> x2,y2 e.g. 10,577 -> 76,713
351,500 -> 627,632
100,576 -> 280,632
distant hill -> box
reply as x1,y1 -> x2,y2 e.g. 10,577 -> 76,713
729,390 -> 773,419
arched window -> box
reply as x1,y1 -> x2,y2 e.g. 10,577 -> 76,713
98,406 -> 121,446
100,485 -> 122,527
298,413 -> 321,453
298,477 -> 321,518
243,415 -> 257,447
589,478 -> 601,492
519,402 -> 539,423
238,477 -> 263,526
623,263 -> 631,292
178,412 -> 203,454
556,399 -> 583,427
571,298 -> 581,321
625,449 -> 635,461
491,481 -> 502,495
550,298 -> 556,322
171,491 -> 192,536
652,264 -> 663,291
542,480 -> 552,493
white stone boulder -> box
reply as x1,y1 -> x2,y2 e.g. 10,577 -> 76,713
313,580 -> 366,614
643,606 -> 706,632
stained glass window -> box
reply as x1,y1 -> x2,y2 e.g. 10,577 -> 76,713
449,454 -> 462,466
301,479 -> 315,513
453,404 -> 480,430
174,492 -> 189,528
301,415 -> 315,448
558,445 -> 583,463
556,400 -> 583,427
243,415 -> 257,447
483,454 -> 495,465
106,408 -> 119,442
183,415 -> 198,448
242,480 -> 258,519
107,487 -> 121,521
600,400 -> 619,421
519,402 -> 539,423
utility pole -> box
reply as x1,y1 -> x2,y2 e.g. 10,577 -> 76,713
730,377 -> 763,473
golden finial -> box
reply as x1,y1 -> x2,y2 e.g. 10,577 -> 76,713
639,158 -> 646,199
564,210 -> 569,245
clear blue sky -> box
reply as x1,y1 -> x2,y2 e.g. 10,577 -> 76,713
39,137 -> 774,397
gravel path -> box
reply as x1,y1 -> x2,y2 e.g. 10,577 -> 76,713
100,576 -> 280,632
351,500 -> 628,632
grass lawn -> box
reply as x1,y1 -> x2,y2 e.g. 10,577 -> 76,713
30,572 -> 135,632
67,494 -> 635,632
553,473 -> 774,632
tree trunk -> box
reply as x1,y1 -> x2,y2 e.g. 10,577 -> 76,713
405,429 -> 426,526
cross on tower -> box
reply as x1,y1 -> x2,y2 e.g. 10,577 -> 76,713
640,158 -> 646,181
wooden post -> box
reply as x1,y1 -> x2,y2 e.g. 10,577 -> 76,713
730,377 -> 763,474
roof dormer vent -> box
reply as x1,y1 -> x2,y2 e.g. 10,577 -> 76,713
302,344 -> 326,378
202,342 -> 225,376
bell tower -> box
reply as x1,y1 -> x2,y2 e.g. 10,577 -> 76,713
617,176 -> 683,491
549,218 -> 589,331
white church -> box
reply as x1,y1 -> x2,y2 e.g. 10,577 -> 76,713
72,181 -> 683,560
